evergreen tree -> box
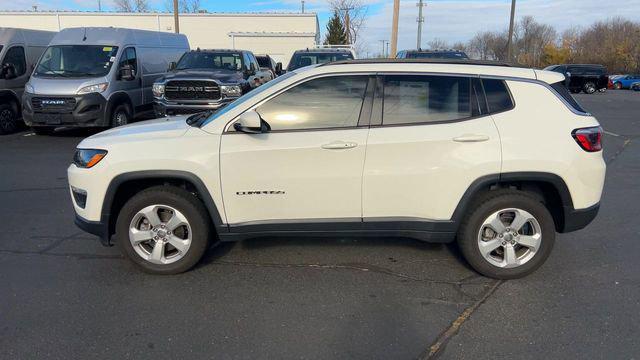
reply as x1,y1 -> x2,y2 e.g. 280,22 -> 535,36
323,11 -> 347,45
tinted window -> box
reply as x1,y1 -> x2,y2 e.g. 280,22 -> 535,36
176,52 -> 242,71
119,47 -> 137,75
382,75 -> 478,125
3,46 -> 27,76
256,56 -> 271,68
550,81 -> 586,113
256,75 -> 368,131
287,52 -> 354,70
482,79 -> 514,114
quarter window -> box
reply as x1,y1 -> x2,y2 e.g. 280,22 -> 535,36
382,75 -> 479,125
256,75 -> 368,131
482,79 -> 514,114
3,46 -> 26,77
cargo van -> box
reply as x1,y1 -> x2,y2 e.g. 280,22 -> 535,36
22,27 -> 189,134
0,28 -> 56,134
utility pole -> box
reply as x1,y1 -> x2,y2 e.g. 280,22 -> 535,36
301,1 -> 305,13
390,0 -> 400,57
98,0 -> 102,11
379,39 -> 388,57
416,0 -> 426,50
340,7 -> 354,44
506,0 -> 516,62
173,0 -> 180,33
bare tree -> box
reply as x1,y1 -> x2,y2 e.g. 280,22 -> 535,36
114,0 -> 150,12
164,0 -> 201,13
513,16 -> 557,67
328,0 -> 368,46
427,38 -> 448,50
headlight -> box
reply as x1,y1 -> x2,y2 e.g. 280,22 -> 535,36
221,85 -> 242,97
77,82 -> 108,95
73,149 -> 108,168
24,83 -> 35,94
152,83 -> 165,97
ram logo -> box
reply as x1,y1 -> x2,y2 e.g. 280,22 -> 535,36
41,99 -> 65,106
179,86 -> 204,92
236,190 -> 285,196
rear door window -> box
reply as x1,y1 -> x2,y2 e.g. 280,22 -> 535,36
481,79 -> 514,114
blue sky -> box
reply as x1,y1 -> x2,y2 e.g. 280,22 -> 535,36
4,0 -> 640,55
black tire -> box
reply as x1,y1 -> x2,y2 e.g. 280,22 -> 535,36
110,103 -> 131,128
0,102 -> 19,135
115,185 -> 211,274
613,82 -> 622,90
457,190 -> 556,279
32,126 -> 55,135
583,82 -> 597,94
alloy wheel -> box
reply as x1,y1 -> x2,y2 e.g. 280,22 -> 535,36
477,208 -> 542,269
0,108 -> 15,133
129,204 -> 192,265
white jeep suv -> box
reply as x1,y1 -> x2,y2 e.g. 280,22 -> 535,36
68,59 -> 605,278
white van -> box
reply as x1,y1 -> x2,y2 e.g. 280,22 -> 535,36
22,27 -> 189,134
0,28 -> 56,134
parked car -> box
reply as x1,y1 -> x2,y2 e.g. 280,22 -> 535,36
255,54 -> 283,78
611,74 -> 640,89
22,27 -> 189,135
632,82 -> 640,91
543,64 -> 608,94
153,49 -> 272,117
0,28 -> 56,134
396,49 -> 469,60
69,58 -> 605,279
286,47 -> 355,71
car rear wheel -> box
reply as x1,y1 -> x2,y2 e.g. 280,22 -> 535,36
584,82 -> 597,94
457,190 -> 555,279
116,186 -> 211,274
613,82 -> 622,90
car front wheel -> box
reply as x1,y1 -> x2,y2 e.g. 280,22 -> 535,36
584,82 -> 597,94
116,186 -> 211,274
457,190 -> 555,279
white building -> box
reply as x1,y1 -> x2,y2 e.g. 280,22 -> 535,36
0,11 -> 320,66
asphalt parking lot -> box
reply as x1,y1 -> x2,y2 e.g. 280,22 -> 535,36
1,90 -> 638,359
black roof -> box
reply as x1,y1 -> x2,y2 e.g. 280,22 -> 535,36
403,49 -> 466,53
191,48 -> 248,53
323,58 -> 520,67
294,48 -> 353,53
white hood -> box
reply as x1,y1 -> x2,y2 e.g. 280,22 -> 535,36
78,116 -> 191,148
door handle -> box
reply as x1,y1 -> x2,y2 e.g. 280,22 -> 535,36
452,134 -> 490,142
321,141 -> 358,150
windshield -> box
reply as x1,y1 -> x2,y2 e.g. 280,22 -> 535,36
406,51 -> 468,59
287,52 -> 353,71
34,45 -> 118,77
176,52 -> 243,71
256,56 -> 271,68
200,71 -> 297,127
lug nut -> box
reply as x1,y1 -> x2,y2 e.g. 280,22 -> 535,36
499,234 -> 503,238
154,236 -> 159,240
501,241 -> 507,246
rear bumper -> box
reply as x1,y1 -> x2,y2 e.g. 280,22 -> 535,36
74,214 -> 111,246
560,203 -> 600,233
22,92 -> 109,127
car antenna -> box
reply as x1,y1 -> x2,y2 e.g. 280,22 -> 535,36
82,27 -> 87,41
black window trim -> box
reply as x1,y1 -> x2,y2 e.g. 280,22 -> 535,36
370,72 -> 491,128
479,77 -> 516,116
223,71 -> 377,134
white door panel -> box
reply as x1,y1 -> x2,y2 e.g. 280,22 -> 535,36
220,128 -> 369,224
362,117 -> 501,221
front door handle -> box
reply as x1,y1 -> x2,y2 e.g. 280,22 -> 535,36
322,141 -> 358,150
453,134 -> 490,142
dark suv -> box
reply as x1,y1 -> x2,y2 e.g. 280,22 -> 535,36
544,64 -> 608,94
396,49 -> 469,60
153,49 -> 273,116
286,48 -> 355,71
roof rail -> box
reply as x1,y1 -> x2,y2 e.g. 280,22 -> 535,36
321,58 -> 520,67
314,44 -> 355,50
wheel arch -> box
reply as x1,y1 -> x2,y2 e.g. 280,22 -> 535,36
101,170 -> 226,245
106,91 -> 134,120
0,90 -> 21,115
452,172 -> 574,233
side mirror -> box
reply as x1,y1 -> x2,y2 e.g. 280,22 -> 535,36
2,64 -> 17,80
250,63 -> 256,73
168,61 -> 177,71
275,62 -> 283,75
233,110 -> 270,134
119,64 -> 135,81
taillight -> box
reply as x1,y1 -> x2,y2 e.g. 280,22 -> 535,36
572,126 -> 602,152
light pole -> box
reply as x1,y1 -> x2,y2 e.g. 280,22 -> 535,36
416,0 -> 426,50
173,0 -> 180,33
506,0 -> 516,62
390,0 -> 400,57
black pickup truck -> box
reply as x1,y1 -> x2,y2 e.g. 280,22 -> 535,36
152,49 -> 273,116
544,64 -> 609,94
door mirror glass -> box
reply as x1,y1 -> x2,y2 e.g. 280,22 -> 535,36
233,109 -> 270,134
119,64 -> 135,81
168,61 -> 177,71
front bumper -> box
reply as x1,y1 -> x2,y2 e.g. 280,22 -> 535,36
154,97 -> 236,117
560,203 -> 600,233
22,92 -> 109,127
75,214 -> 111,246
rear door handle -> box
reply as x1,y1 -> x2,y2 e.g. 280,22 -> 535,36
453,134 -> 490,142
322,141 -> 358,150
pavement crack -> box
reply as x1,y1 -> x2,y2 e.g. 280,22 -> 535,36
0,186 -> 68,193
418,280 -> 504,359
36,232 -> 83,254
0,248 -> 121,260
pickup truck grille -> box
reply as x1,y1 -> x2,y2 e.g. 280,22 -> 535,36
31,97 -> 77,112
165,80 -> 221,101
